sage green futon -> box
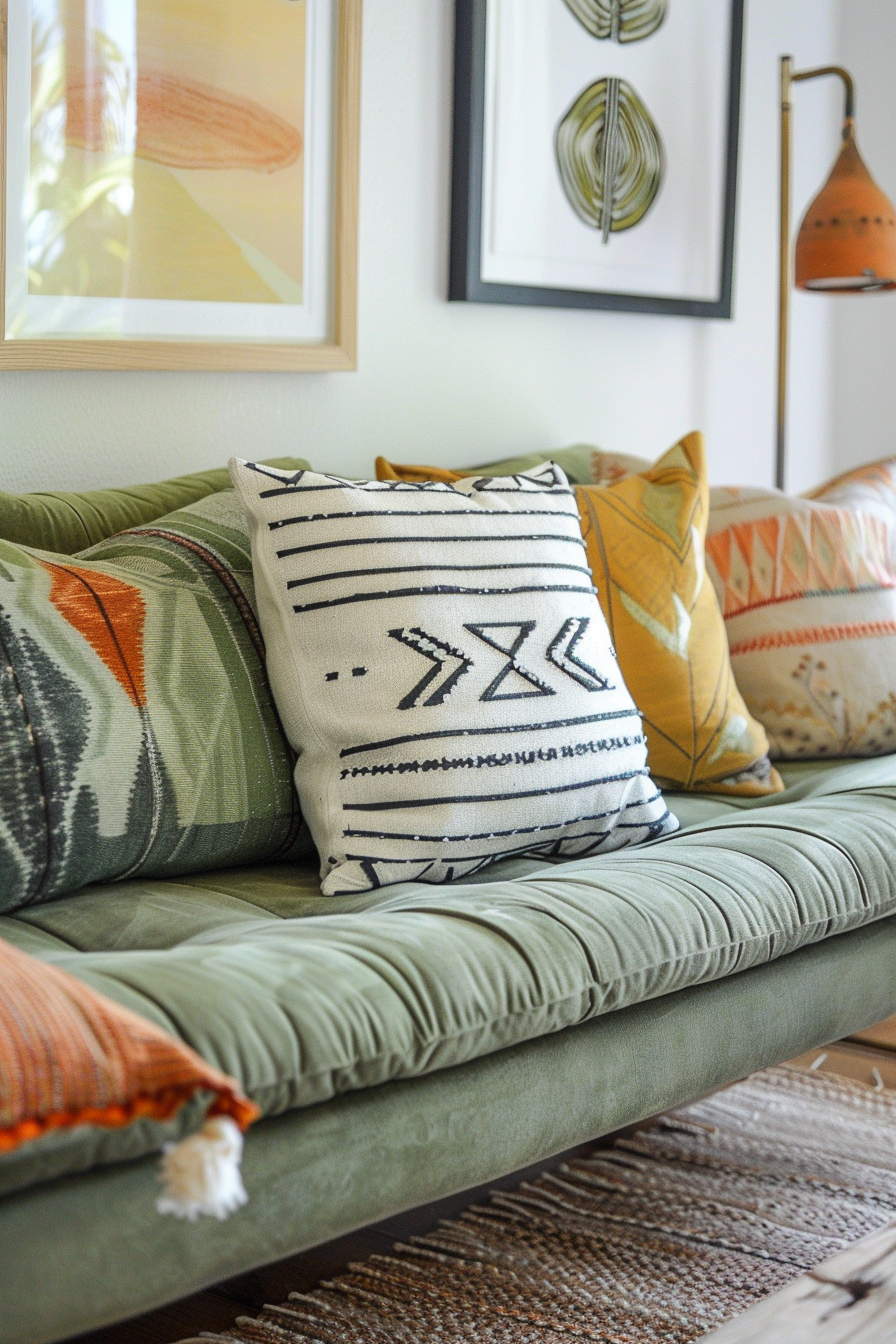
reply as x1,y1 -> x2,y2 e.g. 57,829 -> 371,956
2,757 -> 896,1344
2,472 -> 896,1343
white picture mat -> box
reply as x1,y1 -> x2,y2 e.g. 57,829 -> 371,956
480,0 -> 732,301
4,0 -> 335,343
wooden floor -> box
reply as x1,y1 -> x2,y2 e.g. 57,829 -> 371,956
64,1026 -> 896,1344
701,1217 -> 896,1342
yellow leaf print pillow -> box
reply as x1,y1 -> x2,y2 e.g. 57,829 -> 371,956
576,434 -> 780,795
377,434 -> 781,796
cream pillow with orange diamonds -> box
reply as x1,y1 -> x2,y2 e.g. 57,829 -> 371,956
705,480 -> 896,759
807,455 -> 896,568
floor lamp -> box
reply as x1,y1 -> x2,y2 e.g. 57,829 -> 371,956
777,56 -> 896,490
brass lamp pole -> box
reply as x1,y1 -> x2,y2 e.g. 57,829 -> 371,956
776,57 -> 896,491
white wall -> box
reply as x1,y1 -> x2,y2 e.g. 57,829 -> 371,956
0,0 -> 843,497
832,0 -> 896,475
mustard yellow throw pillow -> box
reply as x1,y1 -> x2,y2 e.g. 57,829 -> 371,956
377,436 -> 781,796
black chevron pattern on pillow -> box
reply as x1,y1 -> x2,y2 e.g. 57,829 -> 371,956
231,459 -> 676,894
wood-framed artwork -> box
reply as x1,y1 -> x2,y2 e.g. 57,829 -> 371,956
450,0 -> 745,319
0,0 -> 361,371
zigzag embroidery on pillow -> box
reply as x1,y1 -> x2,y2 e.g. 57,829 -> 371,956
230,459 -> 676,893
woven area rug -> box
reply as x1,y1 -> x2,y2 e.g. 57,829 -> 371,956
201,1065 -> 896,1343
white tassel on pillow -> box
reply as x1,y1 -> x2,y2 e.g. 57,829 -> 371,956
156,1116 -> 248,1221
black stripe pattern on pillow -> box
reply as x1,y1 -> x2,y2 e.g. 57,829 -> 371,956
230,459 -> 677,894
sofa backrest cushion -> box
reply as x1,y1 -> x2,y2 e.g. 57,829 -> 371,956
0,457 -> 310,554
0,490 -> 309,913
376,444 -> 652,489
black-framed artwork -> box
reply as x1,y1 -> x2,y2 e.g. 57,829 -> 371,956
450,0 -> 745,319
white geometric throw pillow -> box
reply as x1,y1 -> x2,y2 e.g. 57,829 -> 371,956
230,460 -> 677,894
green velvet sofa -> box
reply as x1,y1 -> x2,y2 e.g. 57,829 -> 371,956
2,475 -> 896,1344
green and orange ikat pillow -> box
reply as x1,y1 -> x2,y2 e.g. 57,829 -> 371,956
0,490 -> 310,912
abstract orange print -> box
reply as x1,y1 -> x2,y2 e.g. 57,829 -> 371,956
66,73 -> 303,173
29,0 -> 307,305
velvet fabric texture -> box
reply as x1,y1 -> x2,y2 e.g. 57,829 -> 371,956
2,754 -> 894,1204
0,457 -> 310,554
5,907 -> 896,1344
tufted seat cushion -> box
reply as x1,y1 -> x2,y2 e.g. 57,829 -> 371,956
1,755 -> 895,1201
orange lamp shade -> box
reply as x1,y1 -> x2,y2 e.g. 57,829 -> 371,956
795,125 -> 896,292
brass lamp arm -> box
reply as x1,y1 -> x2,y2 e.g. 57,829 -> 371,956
787,64 -> 856,127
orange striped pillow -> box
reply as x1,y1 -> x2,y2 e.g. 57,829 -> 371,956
0,936 -> 257,1154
